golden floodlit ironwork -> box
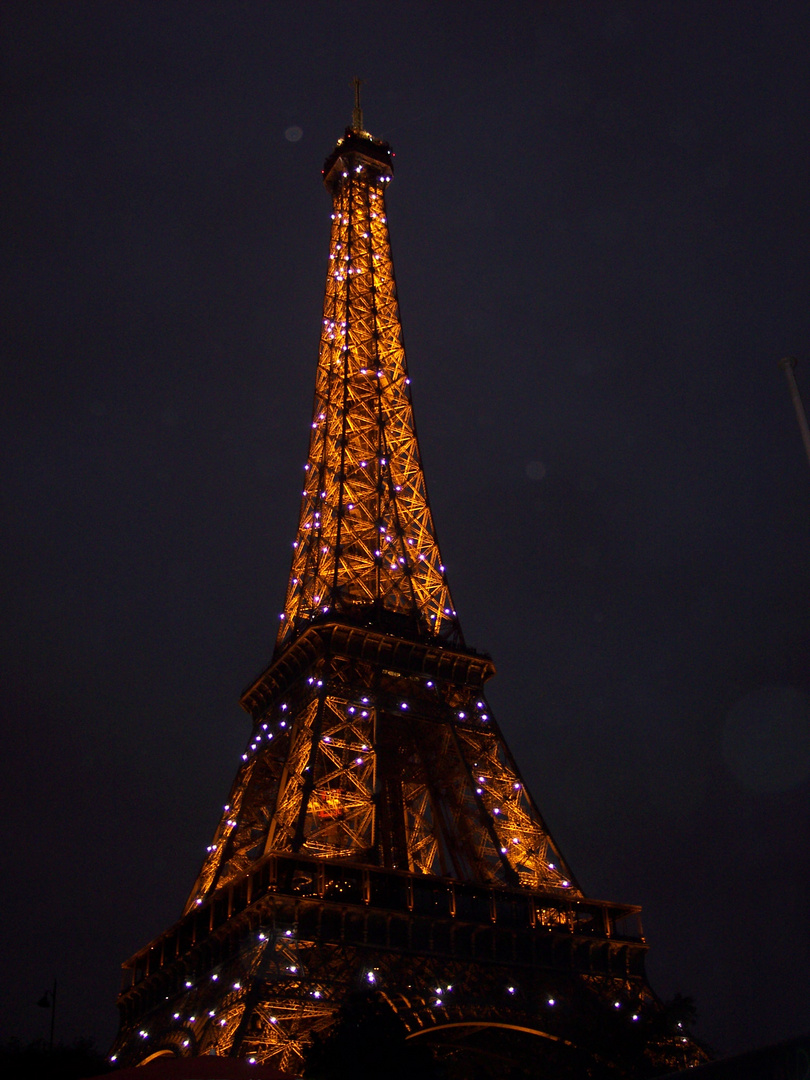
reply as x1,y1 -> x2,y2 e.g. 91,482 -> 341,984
278,134 -> 459,651
111,105 -> 705,1078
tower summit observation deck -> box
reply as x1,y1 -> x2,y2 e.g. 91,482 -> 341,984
111,98 -> 704,1078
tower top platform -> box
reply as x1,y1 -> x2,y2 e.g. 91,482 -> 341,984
322,127 -> 394,191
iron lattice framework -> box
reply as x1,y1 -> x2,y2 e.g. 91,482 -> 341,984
111,115 -> 703,1078
278,130 -> 459,650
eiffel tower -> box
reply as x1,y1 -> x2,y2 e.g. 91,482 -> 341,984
111,93 -> 701,1078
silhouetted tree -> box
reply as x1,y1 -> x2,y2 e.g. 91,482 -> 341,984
302,988 -> 706,1080
302,990 -> 442,1080
0,1037 -> 112,1079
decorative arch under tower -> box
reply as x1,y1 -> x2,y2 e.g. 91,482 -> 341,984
111,105 -> 703,1079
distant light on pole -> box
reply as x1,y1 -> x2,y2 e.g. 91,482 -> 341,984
36,979 -> 57,1051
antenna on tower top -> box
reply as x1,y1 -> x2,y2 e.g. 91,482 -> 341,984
351,76 -> 364,131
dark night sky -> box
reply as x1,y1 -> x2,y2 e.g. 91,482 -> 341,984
3,0 -> 810,1063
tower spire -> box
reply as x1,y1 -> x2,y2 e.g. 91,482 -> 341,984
278,118 -> 461,651
351,75 -> 363,131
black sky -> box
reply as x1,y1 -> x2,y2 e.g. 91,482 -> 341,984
3,0 -> 810,1062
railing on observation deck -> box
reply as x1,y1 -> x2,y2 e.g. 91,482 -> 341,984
119,852 -> 646,1022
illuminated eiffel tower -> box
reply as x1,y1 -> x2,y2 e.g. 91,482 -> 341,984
112,92 -> 701,1078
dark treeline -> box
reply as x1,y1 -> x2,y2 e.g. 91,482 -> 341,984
0,1038 -> 112,1080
